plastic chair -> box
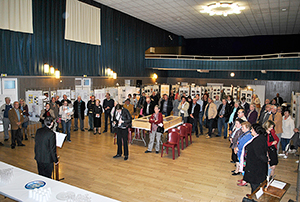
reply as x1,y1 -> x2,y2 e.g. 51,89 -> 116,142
168,128 -> 180,134
183,123 -> 192,145
161,131 -> 180,160
178,125 -> 188,150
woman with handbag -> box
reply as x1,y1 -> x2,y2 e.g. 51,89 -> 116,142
92,99 -> 103,135
145,105 -> 163,154
19,99 -> 29,140
263,120 -> 278,178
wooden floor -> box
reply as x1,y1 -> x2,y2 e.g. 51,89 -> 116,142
0,120 -> 298,202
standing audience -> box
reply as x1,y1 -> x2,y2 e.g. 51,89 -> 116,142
279,110 -> 295,158
59,100 -> 73,142
178,96 -> 190,123
268,105 -> 283,153
103,93 -> 114,133
19,99 -> 29,140
87,96 -> 96,131
243,124 -> 268,193
196,94 -> 204,135
93,99 -> 103,135
49,97 -> 59,131
160,94 -> 173,117
8,101 -> 25,149
112,104 -> 132,161
240,97 -> 249,113
230,119 -> 244,175
188,98 -> 200,137
145,105 -> 163,153
73,96 -> 86,132
246,104 -> 258,125
274,93 -> 283,106
172,95 -> 181,116
203,98 -> 217,139
217,99 -> 230,138
0,97 -> 12,142
40,103 -> 55,126
263,120 -> 278,178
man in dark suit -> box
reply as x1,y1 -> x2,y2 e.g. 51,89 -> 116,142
34,117 -> 59,178
8,101 -> 24,149
188,98 -> 200,137
103,93 -> 114,133
73,96 -> 86,131
240,97 -> 250,112
274,93 -> 283,106
150,91 -> 159,106
143,97 -> 154,116
160,94 -> 173,116
258,104 -> 271,125
217,99 -> 231,138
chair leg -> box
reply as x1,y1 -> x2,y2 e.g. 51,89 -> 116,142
161,146 -> 164,157
177,144 -> 180,156
166,147 -> 168,154
185,136 -> 188,147
190,134 -> 192,144
172,146 -> 175,160
181,137 -> 184,150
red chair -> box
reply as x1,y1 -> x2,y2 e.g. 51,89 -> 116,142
161,131 -> 180,160
183,123 -> 192,145
178,125 -> 188,150
168,128 -> 180,134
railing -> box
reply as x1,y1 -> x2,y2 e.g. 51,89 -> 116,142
145,52 -> 300,61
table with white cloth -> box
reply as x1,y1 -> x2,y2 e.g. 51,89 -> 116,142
0,161 -> 119,202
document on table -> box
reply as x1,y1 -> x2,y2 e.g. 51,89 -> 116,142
55,132 -> 67,148
256,188 -> 264,199
270,180 -> 286,189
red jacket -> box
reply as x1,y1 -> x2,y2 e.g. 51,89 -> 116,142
149,112 -> 163,133
267,129 -> 279,150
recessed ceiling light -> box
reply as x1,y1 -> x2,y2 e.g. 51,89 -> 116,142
230,72 -> 235,77
200,2 -> 245,17
281,8 -> 287,12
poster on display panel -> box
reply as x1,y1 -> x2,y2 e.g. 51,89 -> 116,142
56,89 -> 71,101
25,90 -> 43,122
160,85 -> 170,97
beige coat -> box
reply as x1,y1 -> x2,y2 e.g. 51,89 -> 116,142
268,112 -> 283,134
178,102 -> 190,117
203,103 -> 217,119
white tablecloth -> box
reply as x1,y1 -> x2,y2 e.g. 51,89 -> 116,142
0,161 -> 119,202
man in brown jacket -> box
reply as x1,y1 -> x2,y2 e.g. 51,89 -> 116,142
8,101 -> 24,149
269,105 -> 283,153
203,98 -> 217,139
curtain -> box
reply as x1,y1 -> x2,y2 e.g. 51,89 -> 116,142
0,0 -> 33,34
65,0 -> 101,45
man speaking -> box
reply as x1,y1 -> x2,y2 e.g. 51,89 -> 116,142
34,117 -> 59,178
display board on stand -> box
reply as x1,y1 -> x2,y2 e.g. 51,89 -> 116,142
190,86 -> 201,98
25,90 -> 43,122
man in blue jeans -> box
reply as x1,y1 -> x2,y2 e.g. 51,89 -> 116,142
196,94 -> 203,135
217,99 -> 231,139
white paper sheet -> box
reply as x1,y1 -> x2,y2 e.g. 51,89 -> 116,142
270,180 -> 286,189
255,187 -> 264,199
55,132 -> 67,148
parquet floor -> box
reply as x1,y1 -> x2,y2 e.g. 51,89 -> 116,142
0,120 -> 298,202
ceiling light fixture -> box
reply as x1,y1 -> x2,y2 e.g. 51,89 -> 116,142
200,2 -> 245,17
230,72 -> 235,77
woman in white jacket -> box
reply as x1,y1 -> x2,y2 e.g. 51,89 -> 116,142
59,100 -> 73,142
280,110 -> 295,158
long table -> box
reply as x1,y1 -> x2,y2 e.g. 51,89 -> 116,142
0,161 -> 119,202
132,122 -> 183,146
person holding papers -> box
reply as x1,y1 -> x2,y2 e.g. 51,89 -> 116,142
34,117 -> 58,178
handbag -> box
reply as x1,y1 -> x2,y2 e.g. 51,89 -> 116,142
24,116 -> 29,123
157,126 -> 164,133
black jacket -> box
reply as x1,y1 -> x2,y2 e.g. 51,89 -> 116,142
137,96 -> 146,108
34,127 -> 58,163
242,102 -> 250,113
244,134 -> 268,184
160,99 -> 173,116
103,99 -> 114,113
73,100 -> 86,120
92,105 -> 103,118
113,108 -> 132,129
150,95 -> 159,106
87,100 -> 95,114
143,102 -> 154,116
188,103 -> 200,118
217,103 -> 231,123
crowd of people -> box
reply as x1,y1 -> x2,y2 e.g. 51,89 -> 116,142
1,90 -> 299,192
